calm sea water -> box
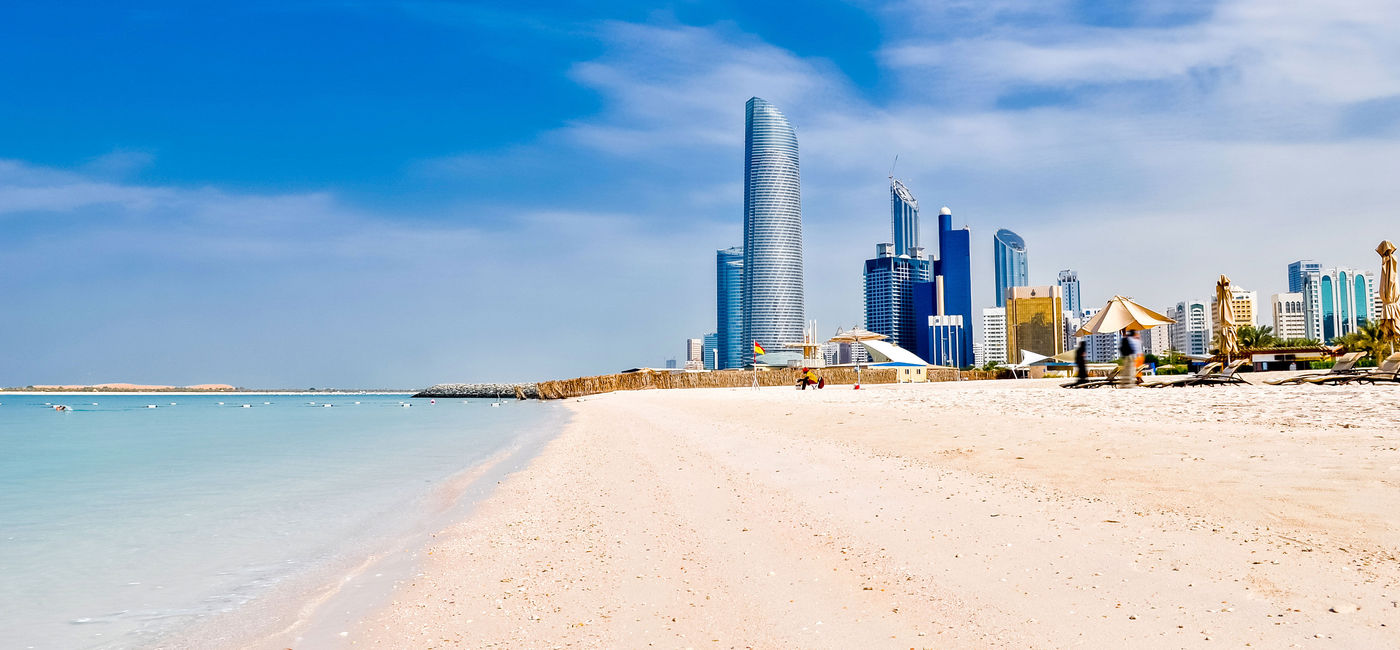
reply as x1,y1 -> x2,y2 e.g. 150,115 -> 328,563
0,393 -> 563,649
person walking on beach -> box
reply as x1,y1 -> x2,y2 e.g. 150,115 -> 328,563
1074,340 -> 1089,385
1118,330 -> 1143,387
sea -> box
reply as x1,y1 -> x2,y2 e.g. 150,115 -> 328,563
0,393 -> 564,649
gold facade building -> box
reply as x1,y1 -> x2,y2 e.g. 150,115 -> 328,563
1005,285 -> 1064,363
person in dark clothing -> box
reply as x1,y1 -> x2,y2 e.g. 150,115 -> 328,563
1074,340 -> 1090,384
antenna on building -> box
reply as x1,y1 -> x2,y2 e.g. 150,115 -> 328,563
889,154 -> 899,181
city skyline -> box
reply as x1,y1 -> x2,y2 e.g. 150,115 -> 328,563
4,2 -> 1400,386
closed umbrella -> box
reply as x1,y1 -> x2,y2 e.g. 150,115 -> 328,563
828,327 -> 889,389
1215,275 -> 1238,360
1074,296 -> 1176,336
1379,240 -> 1400,350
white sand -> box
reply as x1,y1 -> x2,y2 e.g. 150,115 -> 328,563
346,379 -> 1400,648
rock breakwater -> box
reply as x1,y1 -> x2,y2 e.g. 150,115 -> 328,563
413,383 -> 539,400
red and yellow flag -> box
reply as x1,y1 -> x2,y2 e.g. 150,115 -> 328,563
753,341 -> 766,355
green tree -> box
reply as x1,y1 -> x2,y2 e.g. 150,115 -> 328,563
1236,324 -> 1278,349
1276,337 -> 1321,348
1336,321 -> 1391,362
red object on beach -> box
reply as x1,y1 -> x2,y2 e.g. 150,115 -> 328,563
854,384 -> 860,390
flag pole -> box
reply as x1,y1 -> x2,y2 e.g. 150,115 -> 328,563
751,341 -> 759,389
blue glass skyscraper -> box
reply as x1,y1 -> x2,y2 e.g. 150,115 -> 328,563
716,246 -> 744,369
891,178 -> 919,257
742,97 -> 804,355
993,228 -> 1028,307
1288,260 -> 1321,293
912,206 -> 973,366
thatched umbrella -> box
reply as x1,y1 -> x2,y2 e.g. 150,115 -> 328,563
1379,240 -> 1400,351
1074,295 -> 1176,336
828,327 -> 888,389
1215,274 -> 1239,360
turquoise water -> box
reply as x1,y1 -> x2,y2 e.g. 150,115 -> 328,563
0,393 -> 562,649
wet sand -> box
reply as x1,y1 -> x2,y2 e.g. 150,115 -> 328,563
347,379 -> 1400,648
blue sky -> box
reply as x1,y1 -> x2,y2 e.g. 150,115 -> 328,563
4,1 -> 1400,387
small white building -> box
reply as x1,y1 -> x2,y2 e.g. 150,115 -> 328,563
981,307 -> 1007,365
1271,292 -> 1306,340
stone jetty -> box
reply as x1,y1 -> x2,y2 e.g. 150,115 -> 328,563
413,383 -> 539,400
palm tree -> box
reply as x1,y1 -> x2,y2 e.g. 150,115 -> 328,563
1276,337 -> 1321,348
1336,322 -> 1389,362
1236,324 -> 1278,350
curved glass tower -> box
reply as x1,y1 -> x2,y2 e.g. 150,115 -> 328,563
993,228 -> 1028,307
742,97 -> 804,354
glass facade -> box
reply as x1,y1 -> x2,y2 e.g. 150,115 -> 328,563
1288,260 -> 1320,294
715,247 -> 744,369
1355,275 -> 1369,327
890,178 -> 919,257
864,255 -> 932,351
741,97 -> 804,355
1321,275 -> 1335,340
993,228 -> 1028,307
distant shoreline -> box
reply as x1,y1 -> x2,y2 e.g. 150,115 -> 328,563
0,389 -> 417,395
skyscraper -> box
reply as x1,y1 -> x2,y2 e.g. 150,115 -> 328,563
890,178 -> 919,257
702,332 -> 718,370
993,228 -> 1028,307
742,97 -> 804,355
981,307 -> 1007,365
865,244 -> 932,350
1168,300 -> 1211,356
715,246 -> 744,369
1057,269 -> 1081,316
1288,260 -> 1321,294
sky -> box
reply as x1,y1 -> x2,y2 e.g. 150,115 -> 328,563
3,1 -> 1400,387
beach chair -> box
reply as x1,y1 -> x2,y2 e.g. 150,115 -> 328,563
1264,352 -> 1365,385
1184,359 -> 1251,387
1061,365 -> 1121,389
1143,362 -> 1221,388
1339,352 -> 1400,385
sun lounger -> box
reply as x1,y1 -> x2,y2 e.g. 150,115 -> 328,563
1188,359 -> 1251,386
1264,352 -> 1365,385
1339,352 -> 1400,385
1143,362 -> 1222,388
1061,365 -> 1121,389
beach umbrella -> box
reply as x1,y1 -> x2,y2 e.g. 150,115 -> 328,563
1379,240 -> 1400,350
1215,274 -> 1239,360
828,327 -> 889,389
1074,296 -> 1176,336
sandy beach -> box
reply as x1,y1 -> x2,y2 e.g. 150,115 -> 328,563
340,379 -> 1400,648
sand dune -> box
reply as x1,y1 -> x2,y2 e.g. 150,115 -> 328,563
347,379 -> 1400,648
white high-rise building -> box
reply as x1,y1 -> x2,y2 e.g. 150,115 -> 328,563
1142,325 -> 1170,356
686,338 -> 703,363
1271,293 -> 1306,341
1077,307 -> 1120,362
1169,300 -> 1212,356
981,307 -> 1007,365
1302,267 -> 1377,341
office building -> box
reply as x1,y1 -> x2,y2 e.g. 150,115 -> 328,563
741,97 -> 805,359
890,177 -> 919,257
1271,293 -> 1306,341
702,332 -> 718,370
981,307 -> 1007,365
865,249 -> 932,351
1288,260 -> 1321,294
1305,267 -> 1377,341
992,228 -> 1028,307
1300,270 -> 1324,341
1212,287 -> 1258,329
686,338 -> 703,365
911,206 -> 974,366
1168,300 -> 1211,356
1143,325 -> 1170,356
715,246 -> 744,369
1057,270 -> 1082,316
1004,285 -> 1063,363
972,342 -> 984,367
926,315 -> 966,367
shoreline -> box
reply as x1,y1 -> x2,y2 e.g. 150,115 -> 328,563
155,403 -> 571,650
343,380 -> 1399,647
